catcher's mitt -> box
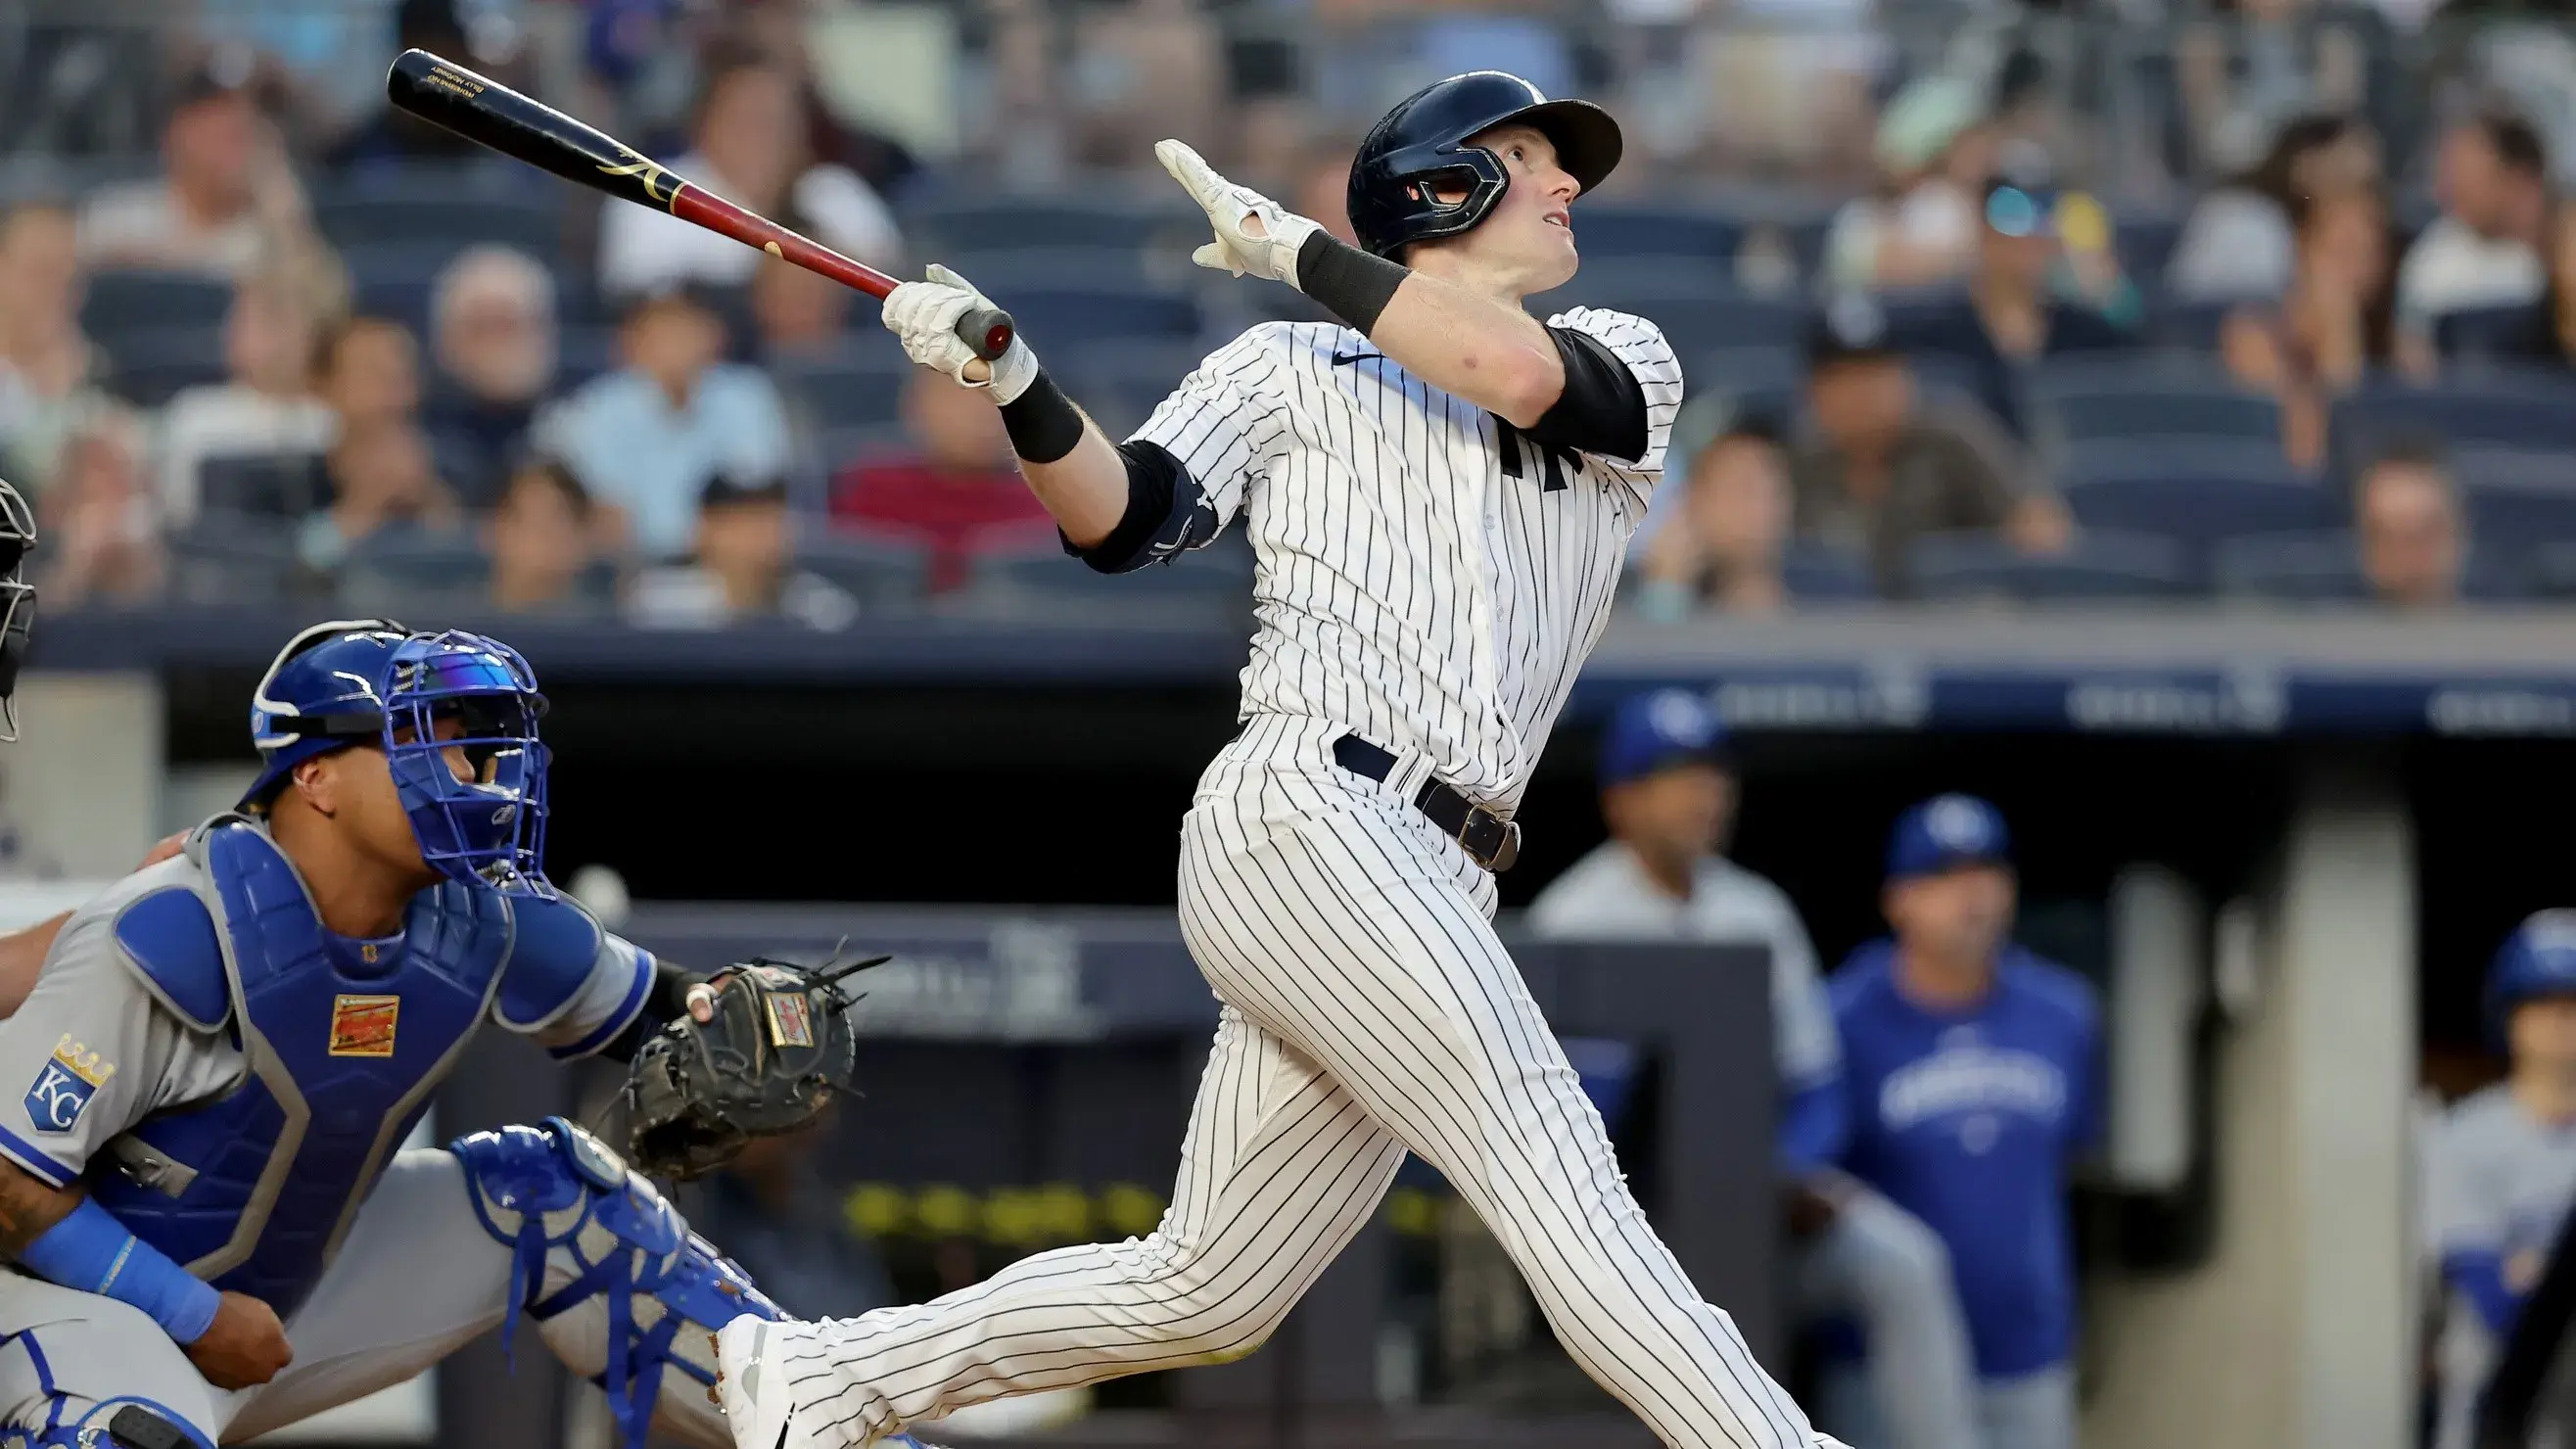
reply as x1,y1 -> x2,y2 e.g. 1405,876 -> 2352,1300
622,952 -> 888,1180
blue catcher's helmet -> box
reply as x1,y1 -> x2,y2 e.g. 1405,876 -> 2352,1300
242,618 -> 554,898
1345,70 -> 1623,260
2486,910 -> 2576,1049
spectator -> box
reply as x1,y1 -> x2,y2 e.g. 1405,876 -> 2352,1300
422,247 -> 558,510
677,1113 -> 895,1322
1885,148 -> 2136,439
327,0 -> 527,176
1633,418 -> 1796,617
295,417 -> 458,574
2222,185 -> 2400,471
313,315 -> 422,438
156,257 -> 342,526
1527,691 -> 1990,1449
830,369 -> 1054,592
77,61 -> 308,281
1064,0 -> 1225,173
750,246 -> 853,365
1788,299 -> 2069,597
596,44 -> 902,300
538,284 -> 792,559
1822,795 -> 2101,1449
2354,437 -> 2467,607
2462,196 -> 2576,367
2398,110 -> 2551,327
38,408 -> 160,606
2172,0 -> 2372,189
628,476 -> 858,631
2167,112 -> 2382,303
0,204 -> 108,496
2425,912 -> 2576,1449
485,459 -> 608,617
1821,76 -> 1992,293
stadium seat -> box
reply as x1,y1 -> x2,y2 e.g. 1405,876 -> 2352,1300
773,351 -> 916,430
197,454 -> 327,518
1549,283 -> 1804,358
2061,445 -> 2341,555
794,533 -> 933,607
1557,205 -> 1741,261
994,286 -> 1202,345
1055,338 -> 1200,437
815,424 -> 915,471
164,516 -> 304,606
80,270 -> 231,341
556,325 -> 618,389
2112,211 -> 2185,283
338,530 -> 493,614
1780,544 -> 1875,601
906,195 -> 1198,256
2459,477 -> 2576,548
103,326 -> 227,408
2527,540 -> 2576,597
316,193 -> 563,258
1911,530 -> 2194,601
932,248 -> 1185,294
1691,346 -> 1801,419
2146,297 -> 2236,351
2434,304 -> 2543,359
2028,373 -> 2280,447
972,531 -> 1254,602
2337,377 -> 2576,454
2209,530 -> 2368,601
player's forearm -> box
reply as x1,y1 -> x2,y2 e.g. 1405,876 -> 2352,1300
0,1159 -> 79,1256
1369,272 -> 1564,425
0,912 -> 69,1019
1294,232 -> 1564,426
997,374 -> 1132,550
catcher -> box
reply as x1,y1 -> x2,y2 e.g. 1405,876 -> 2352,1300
0,619 -> 916,1449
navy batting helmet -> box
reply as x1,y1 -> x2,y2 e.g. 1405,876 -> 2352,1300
2486,910 -> 2576,1047
1346,70 -> 1622,260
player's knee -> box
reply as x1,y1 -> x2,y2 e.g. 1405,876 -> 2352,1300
1128,1237 -> 1300,1361
43,1400 -> 215,1449
1840,1194 -> 1954,1303
448,1117 -> 778,1449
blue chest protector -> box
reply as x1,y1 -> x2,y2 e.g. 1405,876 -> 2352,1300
90,818 -> 514,1319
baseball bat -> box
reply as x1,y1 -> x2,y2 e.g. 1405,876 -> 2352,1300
383,49 -> 1014,363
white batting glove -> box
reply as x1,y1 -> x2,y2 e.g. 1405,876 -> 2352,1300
1155,139 -> 1322,288
878,263 -> 1038,403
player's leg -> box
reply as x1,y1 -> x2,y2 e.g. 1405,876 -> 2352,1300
219,1148 -> 512,1444
1791,1189 -> 1984,1449
0,1275 -> 229,1448
1178,794 -> 1817,1449
736,1004 -> 1406,1448
1974,1362 -> 2077,1449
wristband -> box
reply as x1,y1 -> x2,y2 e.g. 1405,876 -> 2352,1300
20,1198 -> 221,1343
998,370 -> 1088,465
1295,233 -> 1408,336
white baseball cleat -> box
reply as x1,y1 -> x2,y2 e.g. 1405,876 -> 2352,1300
713,1317 -> 949,1449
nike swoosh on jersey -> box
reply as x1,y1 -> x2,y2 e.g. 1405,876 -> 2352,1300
1330,350 -> 1384,366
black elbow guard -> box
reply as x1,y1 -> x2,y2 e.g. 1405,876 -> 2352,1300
1060,440 -> 1218,574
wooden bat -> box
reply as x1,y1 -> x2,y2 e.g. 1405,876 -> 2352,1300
384,48 -> 1014,363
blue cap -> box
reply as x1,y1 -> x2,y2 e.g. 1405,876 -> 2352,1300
1599,689 -> 1732,788
1886,793 -> 2012,881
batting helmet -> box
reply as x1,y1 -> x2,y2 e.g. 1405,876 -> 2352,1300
244,618 -> 555,898
2486,910 -> 2576,1046
1346,70 -> 1623,260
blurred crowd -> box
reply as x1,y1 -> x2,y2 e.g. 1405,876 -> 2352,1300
7,0 -> 2576,625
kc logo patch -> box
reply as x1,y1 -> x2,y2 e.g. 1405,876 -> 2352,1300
329,995 -> 400,1057
24,1035 -> 112,1134
765,991 -> 815,1049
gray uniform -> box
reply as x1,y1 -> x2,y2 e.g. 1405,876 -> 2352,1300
1525,843 -> 1986,1449
0,849 -> 671,1445
2425,1084 -> 2576,1449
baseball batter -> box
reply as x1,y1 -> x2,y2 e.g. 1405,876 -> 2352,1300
2425,911 -> 2576,1449
718,72 -> 1834,1449
0,620 -> 931,1449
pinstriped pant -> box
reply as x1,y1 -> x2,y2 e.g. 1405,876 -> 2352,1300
766,718 -> 1817,1449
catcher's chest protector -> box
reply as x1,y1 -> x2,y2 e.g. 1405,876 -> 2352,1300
90,818 -> 514,1318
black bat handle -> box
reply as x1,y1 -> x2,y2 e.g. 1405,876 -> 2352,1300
959,306 -> 1016,362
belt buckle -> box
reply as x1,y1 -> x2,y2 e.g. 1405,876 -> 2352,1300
1456,808 -> 1522,873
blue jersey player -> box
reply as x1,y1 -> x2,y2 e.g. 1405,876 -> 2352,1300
0,619 -> 923,1449
1823,795 -> 2102,1449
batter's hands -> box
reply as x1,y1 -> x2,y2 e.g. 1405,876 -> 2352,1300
187,1289 -> 295,1389
1156,140 -> 1322,288
880,264 -> 1038,403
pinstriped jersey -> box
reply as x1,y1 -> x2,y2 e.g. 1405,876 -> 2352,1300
1128,308 -> 1682,814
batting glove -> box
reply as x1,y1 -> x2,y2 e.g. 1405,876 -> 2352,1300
879,263 -> 1039,403
1156,140 -> 1321,288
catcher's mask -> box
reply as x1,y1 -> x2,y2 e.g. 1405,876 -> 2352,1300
246,619 -> 555,898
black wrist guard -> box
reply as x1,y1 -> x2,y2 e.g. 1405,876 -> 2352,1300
1296,232 -> 1408,336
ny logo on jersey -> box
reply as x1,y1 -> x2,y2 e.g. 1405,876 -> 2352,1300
23,1034 -> 112,1134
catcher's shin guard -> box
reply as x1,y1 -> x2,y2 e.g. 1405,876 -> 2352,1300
449,1117 -> 781,1449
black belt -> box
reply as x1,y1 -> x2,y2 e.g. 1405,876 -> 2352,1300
1331,733 -> 1521,872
